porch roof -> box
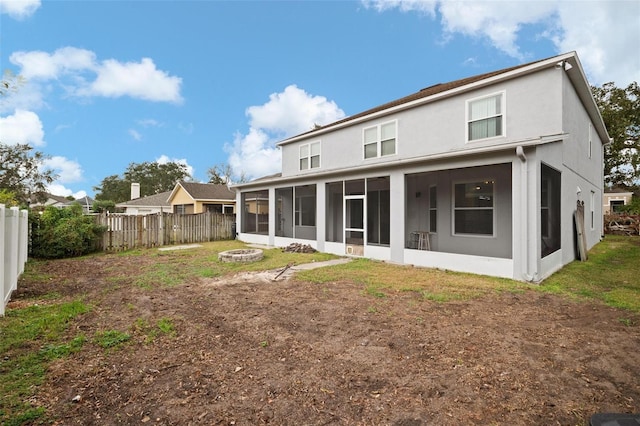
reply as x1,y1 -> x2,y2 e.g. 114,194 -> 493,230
234,134 -> 564,190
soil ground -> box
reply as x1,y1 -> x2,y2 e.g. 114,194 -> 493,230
11,252 -> 640,426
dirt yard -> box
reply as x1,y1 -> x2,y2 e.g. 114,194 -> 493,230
12,252 -> 640,425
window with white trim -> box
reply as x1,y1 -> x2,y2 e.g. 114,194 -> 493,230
429,185 -> 437,233
467,92 -> 504,141
590,191 -> 595,230
300,141 -> 320,170
364,121 -> 396,159
453,180 -> 494,236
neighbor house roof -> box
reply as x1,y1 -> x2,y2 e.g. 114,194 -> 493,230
116,191 -> 172,208
168,181 -> 236,203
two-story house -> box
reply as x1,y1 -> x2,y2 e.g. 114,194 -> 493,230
233,52 -> 609,282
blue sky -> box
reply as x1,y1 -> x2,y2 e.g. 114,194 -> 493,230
1,0 -> 639,199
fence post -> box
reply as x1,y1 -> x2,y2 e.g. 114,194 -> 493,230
0,204 -> 5,316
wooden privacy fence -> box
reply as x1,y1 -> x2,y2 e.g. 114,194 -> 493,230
95,212 -> 236,252
1,204 -> 29,316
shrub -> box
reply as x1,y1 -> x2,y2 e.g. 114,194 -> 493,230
30,204 -> 106,259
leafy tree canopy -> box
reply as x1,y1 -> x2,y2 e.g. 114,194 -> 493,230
0,143 -> 57,206
592,81 -> 640,190
93,161 -> 191,203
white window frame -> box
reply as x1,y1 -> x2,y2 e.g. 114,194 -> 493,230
452,179 -> 496,237
299,141 -> 321,171
363,120 -> 397,159
589,123 -> 593,158
590,190 -> 595,230
429,185 -> 437,234
466,91 -> 506,142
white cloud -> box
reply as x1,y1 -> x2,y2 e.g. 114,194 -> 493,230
42,156 -> 83,183
87,58 -> 183,103
9,47 -> 183,104
227,85 -> 346,180
0,0 -> 40,20
155,155 -> 194,177
363,0 -> 640,86
10,47 -> 97,80
129,129 -> 143,141
137,119 -> 162,127
554,1 -> 640,86
47,183 -> 86,199
0,109 -> 45,146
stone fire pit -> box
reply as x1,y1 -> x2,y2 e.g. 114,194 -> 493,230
218,248 -> 264,263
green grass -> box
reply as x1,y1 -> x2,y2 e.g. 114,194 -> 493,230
0,300 -> 89,424
540,235 -> 640,311
298,236 -> 640,311
297,258 -> 526,302
94,329 -> 131,348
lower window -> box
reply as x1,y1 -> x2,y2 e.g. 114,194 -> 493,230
453,180 -> 494,236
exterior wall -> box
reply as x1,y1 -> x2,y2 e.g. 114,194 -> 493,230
560,71 -> 605,253
281,68 -> 563,178
603,192 -> 633,214
236,55 -> 607,282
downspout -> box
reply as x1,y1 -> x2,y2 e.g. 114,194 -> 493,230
516,146 -> 536,282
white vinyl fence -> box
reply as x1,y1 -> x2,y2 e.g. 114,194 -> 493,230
1,204 -> 29,316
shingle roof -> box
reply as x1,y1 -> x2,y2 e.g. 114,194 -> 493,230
117,191 -> 172,207
178,182 -> 235,201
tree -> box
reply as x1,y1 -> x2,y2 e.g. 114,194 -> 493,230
592,82 -> 640,190
0,143 -> 57,206
207,163 -> 233,184
93,161 -> 191,203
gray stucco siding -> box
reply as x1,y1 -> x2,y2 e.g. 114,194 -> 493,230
281,69 -> 565,179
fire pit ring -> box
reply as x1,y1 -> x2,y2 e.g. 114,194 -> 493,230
218,248 -> 264,263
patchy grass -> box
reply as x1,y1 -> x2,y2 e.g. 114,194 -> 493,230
297,258 -> 526,302
94,329 -> 131,349
0,300 -> 89,424
540,235 -> 640,311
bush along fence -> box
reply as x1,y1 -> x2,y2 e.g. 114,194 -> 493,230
95,212 -> 236,252
1,204 -> 29,316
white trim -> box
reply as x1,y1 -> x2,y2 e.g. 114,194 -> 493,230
404,249 -> 514,279
466,91 -> 506,142
299,140 -> 321,171
362,119 -> 397,160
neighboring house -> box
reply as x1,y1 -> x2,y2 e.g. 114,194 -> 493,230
233,51 -> 609,282
603,191 -> 634,214
167,181 -> 236,214
29,193 -> 71,209
116,191 -> 172,215
30,193 -> 95,214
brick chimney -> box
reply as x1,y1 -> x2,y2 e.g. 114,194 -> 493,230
131,182 -> 140,200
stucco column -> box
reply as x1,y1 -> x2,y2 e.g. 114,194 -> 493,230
316,181 -> 326,252
389,170 -> 405,263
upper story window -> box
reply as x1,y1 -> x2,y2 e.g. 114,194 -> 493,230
300,141 -> 320,170
364,120 -> 396,159
467,92 -> 505,141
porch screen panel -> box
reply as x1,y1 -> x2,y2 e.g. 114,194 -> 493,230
242,190 -> 269,235
367,177 -> 390,246
541,164 -> 560,257
326,182 -> 343,243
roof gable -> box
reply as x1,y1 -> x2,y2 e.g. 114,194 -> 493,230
168,182 -> 236,203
